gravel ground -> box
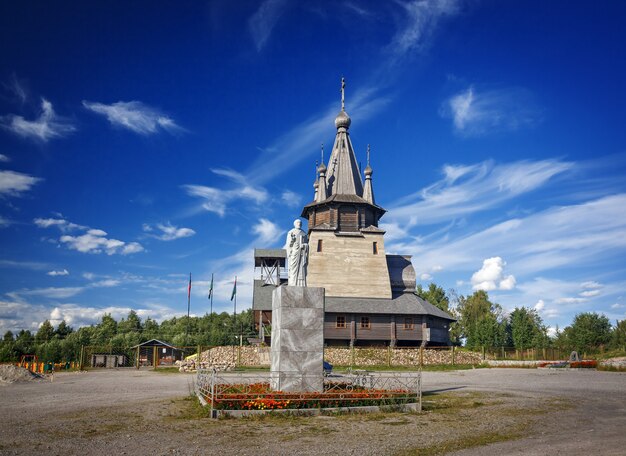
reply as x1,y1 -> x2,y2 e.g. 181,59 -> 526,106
0,368 -> 624,455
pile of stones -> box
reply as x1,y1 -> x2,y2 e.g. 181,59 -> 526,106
600,357 -> 626,369
0,365 -> 43,384
324,347 -> 484,367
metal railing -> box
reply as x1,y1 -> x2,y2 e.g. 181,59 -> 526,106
196,369 -> 421,417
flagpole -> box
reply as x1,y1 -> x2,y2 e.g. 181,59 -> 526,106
186,272 -> 191,346
209,273 -> 214,317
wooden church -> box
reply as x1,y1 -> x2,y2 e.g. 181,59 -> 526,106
253,81 -> 454,346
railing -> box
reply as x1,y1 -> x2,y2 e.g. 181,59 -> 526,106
196,369 -> 421,417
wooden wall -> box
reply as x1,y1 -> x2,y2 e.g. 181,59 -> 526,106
307,230 -> 392,298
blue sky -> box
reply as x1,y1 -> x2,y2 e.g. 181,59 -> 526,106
1,1 -> 625,335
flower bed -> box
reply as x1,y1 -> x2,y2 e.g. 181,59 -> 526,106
537,360 -> 598,368
202,382 -> 417,411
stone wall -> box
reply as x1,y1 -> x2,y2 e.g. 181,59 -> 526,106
178,346 -> 484,371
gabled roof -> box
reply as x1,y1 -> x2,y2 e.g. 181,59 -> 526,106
130,339 -> 178,349
251,280 -> 455,321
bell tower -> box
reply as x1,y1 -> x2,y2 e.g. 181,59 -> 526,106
301,79 -> 392,299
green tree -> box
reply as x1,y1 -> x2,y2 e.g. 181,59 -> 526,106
457,290 -> 508,349
509,307 -> 548,350
566,312 -> 612,352
35,320 -> 55,344
118,310 -> 142,334
55,320 -> 73,339
3,330 -> 14,342
416,283 -> 450,312
92,314 -> 118,345
610,319 -> 626,350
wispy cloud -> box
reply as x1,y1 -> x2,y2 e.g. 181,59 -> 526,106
440,85 -> 541,136
0,154 -> 9,162
47,269 -> 69,277
82,100 -> 183,135
281,190 -> 302,208
0,259 -> 51,271
248,0 -> 289,51
2,74 -> 28,104
386,158 -> 573,228
205,218 -> 283,307
11,286 -> 85,300
248,87 -> 391,185
0,98 -> 76,141
183,168 -> 269,216
34,217 -> 85,232
0,216 -> 12,228
142,222 -> 196,241
386,0 -> 461,64
399,193 -> 626,280
0,170 -> 42,197
35,216 -> 144,256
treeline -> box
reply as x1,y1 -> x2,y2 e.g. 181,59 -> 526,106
417,283 -> 626,353
2,284 -> 626,363
0,309 -> 255,363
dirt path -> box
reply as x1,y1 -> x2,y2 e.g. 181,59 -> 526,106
0,368 -> 624,455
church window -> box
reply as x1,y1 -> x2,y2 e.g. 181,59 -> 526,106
361,316 -> 370,329
336,315 -> 346,328
373,242 -> 378,254
404,318 -> 414,330
317,239 -> 323,252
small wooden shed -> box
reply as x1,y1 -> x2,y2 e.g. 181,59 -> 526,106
131,339 -> 184,368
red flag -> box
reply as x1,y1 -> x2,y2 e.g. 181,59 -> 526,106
187,273 -> 192,299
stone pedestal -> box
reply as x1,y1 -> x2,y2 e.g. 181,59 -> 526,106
270,286 -> 325,392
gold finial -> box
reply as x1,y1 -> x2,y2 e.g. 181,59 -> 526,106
341,77 -> 346,111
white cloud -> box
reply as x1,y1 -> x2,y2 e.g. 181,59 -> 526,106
143,222 -> 196,241
91,279 -> 120,288
581,281 -> 603,290
387,159 -> 573,228
611,303 -> 624,310
440,86 -> 541,136
0,170 -> 42,197
34,217 -> 84,231
35,216 -> 144,256
82,100 -> 183,135
0,98 -> 76,141
13,286 -> 85,299
45,303 -> 177,329
554,297 -> 587,304
0,154 -> 9,162
396,192 -> 626,281
248,0 -> 289,51
247,86 -> 390,186
0,216 -> 12,227
579,289 -> 601,298
534,299 -> 545,312
183,168 -> 269,217
281,190 -> 302,208
47,269 -> 69,277
471,257 -> 516,291
420,273 -> 433,281
252,218 -> 282,244
203,218 -> 285,307
387,0 -> 460,63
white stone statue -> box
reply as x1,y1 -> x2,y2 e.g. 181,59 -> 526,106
285,219 -> 308,286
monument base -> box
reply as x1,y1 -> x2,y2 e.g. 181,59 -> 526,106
270,286 -> 325,392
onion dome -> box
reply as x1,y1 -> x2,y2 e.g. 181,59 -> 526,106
334,110 -> 351,129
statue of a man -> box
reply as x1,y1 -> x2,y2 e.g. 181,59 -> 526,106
285,219 -> 308,286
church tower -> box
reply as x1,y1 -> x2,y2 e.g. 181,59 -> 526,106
301,79 -> 392,299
